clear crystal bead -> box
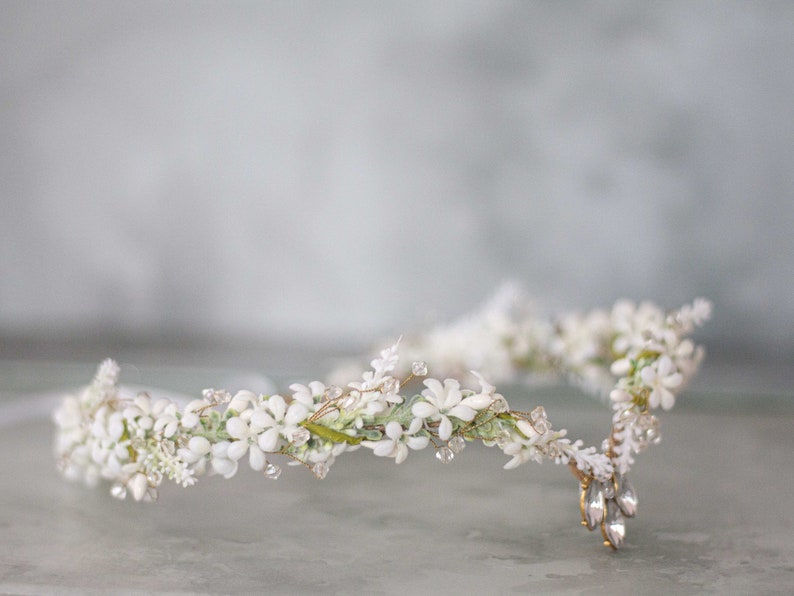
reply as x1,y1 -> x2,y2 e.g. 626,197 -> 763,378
202,388 -> 215,400
340,394 -> 358,409
614,473 -> 638,517
602,479 -> 615,500
325,385 -> 343,400
381,378 -> 399,394
491,397 -> 509,413
602,500 -> 626,548
435,446 -> 454,463
147,469 -> 163,485
110,483 -> 127,500
264,463 -> 282,480
646,426 -> 661,445
291,427 -> 311,447
145,487 -> 159,502
411,361 -> 428,376
494,430 -> 511,448
582,480 -> 605,530
312,461 -> 329,479
448,435 -> 466,454
530,406 -> 551,434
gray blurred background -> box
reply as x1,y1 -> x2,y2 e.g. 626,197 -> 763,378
2,1 -> 793,384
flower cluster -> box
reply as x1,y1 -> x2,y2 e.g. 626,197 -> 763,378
53,290 -> 710,550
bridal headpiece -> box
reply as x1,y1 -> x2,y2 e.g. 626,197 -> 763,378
54,288 -> 711,549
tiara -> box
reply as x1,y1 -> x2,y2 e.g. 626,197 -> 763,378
53,289 -> 711,550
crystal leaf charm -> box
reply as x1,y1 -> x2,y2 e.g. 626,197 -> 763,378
602,500 -> 626,549
614,473 -> 638,518
581,480 -> 605,530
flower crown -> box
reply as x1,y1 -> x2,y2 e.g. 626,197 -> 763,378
53,289 -> 711,550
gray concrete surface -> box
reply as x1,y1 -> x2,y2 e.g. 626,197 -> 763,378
1,361 -> 792,594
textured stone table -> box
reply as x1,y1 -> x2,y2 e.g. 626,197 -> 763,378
0,359 -> 792,594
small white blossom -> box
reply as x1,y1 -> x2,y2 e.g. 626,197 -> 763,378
412,378 -> 484,440
640,356 -> 682,410
364,419 -> 428,464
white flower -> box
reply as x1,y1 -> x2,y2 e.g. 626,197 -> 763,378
254,394 -> 309,452
640,356 -> 682,410
210,441 -> 238,479
412,378 -> 483,440
364,419 -> 428,464
288,382 -> 326,408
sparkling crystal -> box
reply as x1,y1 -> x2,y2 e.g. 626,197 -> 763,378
411,361 -> 428,376
530,406 -> 550,434
494,430 -> 511,448
110,483 -> 127,500
291,427 -> 311,447
646,426 -> 661,445
602,479 -> 615,500
312,461 -> 329,479
264,463 -> 282,480
340,394 -> 358,409
435,446 -> 454,464
160,440 -> 176,456
202,388 -> 215,400
582,480 -> 605,530
602,500 -> 626,548
614,473 -> 638,517
448,435 -> 466,454
381,378 -> 399,394
147,469 -> 163,485
491,397 -> 509,413
145,487 -> 159,502
325,385 -> 343,400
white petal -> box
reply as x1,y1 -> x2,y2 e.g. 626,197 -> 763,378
438,415 -> 453,441
442,380 -> 462,407
251,409 -> 275,428
661,389 -> 676,411
268,395 -> 286,421
227,440 -> 249,461
447,404 -> 476,422
211,441 -> 230,458
284,403 -> 309,427
422,378 -> 444,402
181,412 -> 199,428
406,435 -> 429,450
248,445 -> 266,471
178,448 -> 200,464
663,373 -> 683,389
640,366 -> 656,386
129,473 -> 148,501
385,421 -> 403,441
228,390 -> 256,412
212,458 -> 238,479
412,401 -> 437,419
258,428 -> 280,452
460,393 -> 493,411
394,444 -> 408,464
657,355 -> 673,376
407,417 -> 424,435
373,440 -> 396,457
188,436 -> 211,455
225,417 -> 249,440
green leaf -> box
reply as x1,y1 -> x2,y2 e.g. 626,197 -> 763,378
302,422 -> 363,445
